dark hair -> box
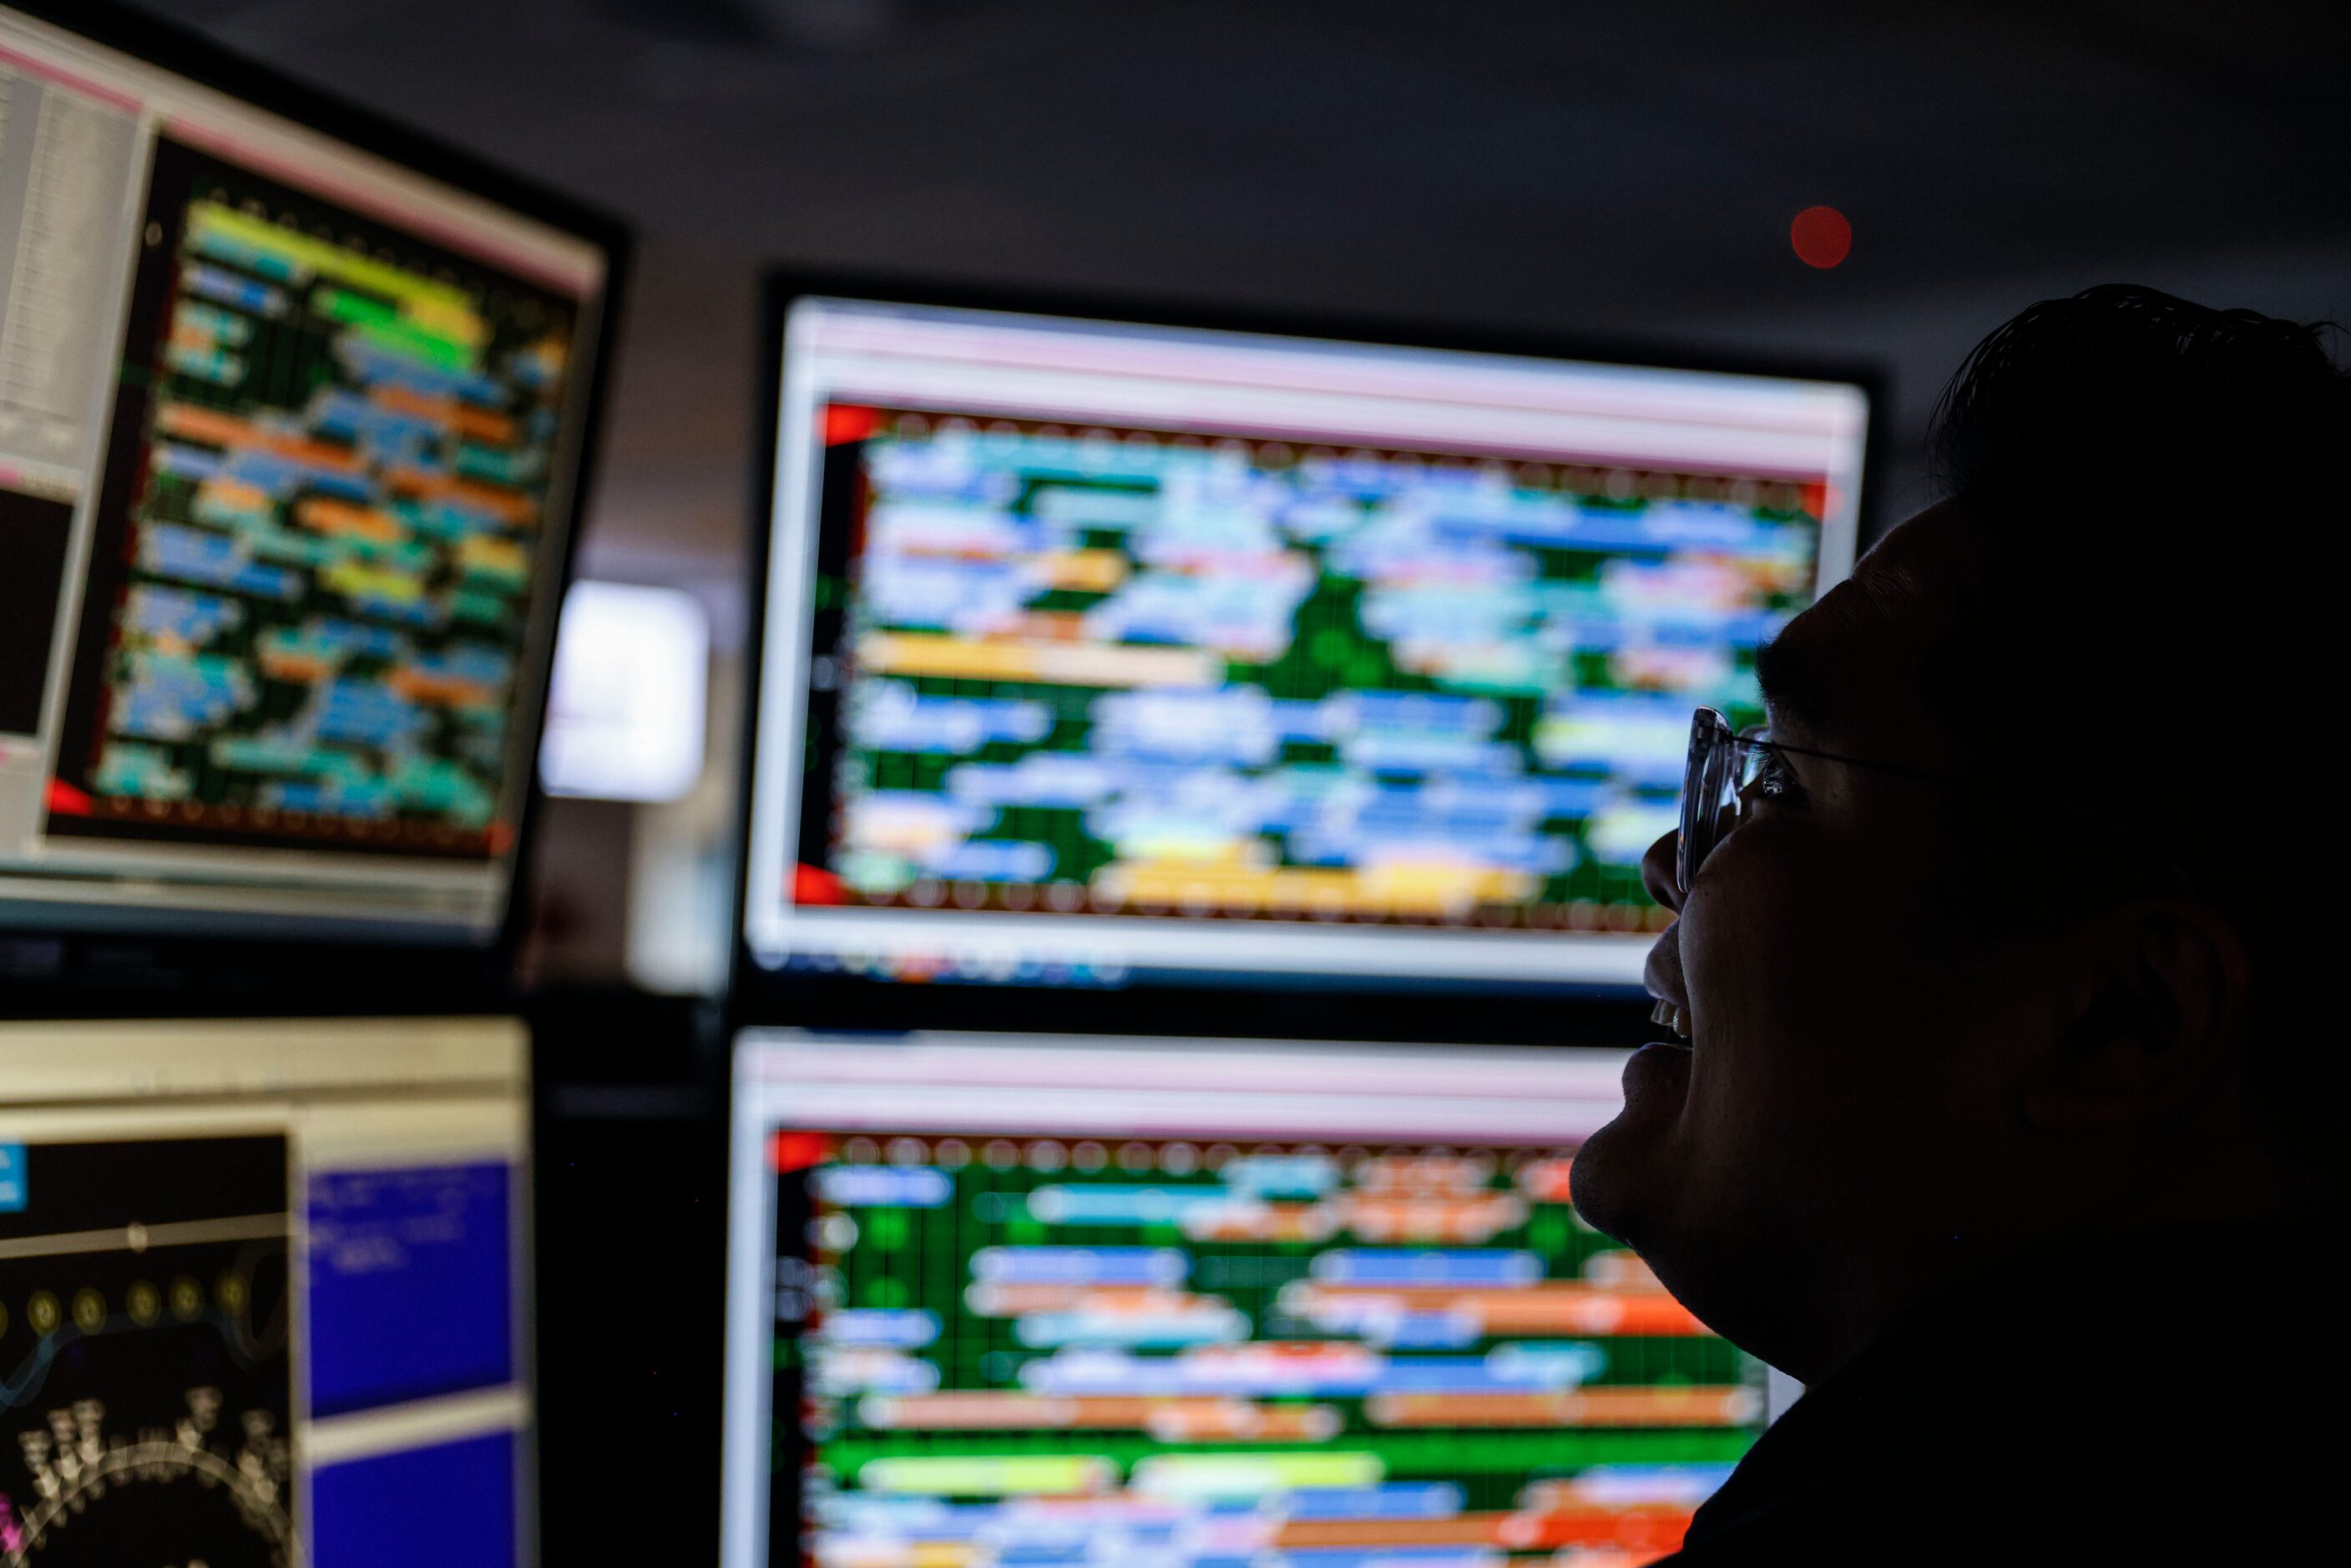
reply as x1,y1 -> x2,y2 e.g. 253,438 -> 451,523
1924,285 -> 2347,1157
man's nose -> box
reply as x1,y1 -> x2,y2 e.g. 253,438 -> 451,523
1641,828 -> 1683,914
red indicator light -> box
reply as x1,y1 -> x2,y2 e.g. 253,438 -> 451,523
792,862 -> 845,905
1790,206 -> 1853,269
771,1130 -> 830,1172
821,404 -> 882,445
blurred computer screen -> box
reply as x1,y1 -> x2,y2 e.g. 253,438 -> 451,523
741,290 -> 1868,997
0,3 -> 618,949
723,1032 -> 1762,1568
0,1016 -> 533,1567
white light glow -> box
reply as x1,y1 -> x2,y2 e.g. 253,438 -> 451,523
540,580 -> 709,802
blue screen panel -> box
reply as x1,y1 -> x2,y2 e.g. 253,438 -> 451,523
306,1161 -> 516,1416
312,1430 -> 519,1568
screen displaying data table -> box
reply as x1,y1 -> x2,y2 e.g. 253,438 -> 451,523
724,1034 -> 1765,1568
49,139 -> 579,862
0,3 -> 613,941
745,296 -> 1868,993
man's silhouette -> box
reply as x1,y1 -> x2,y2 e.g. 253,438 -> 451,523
1570,285 -> 2344,1563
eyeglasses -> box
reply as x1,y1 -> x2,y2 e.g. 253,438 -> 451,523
1676,706 -> 2201,926
1676,706 -> 1948,898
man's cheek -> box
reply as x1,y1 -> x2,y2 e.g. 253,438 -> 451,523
1683,865 -> 1819,1024
1683,862 -> 1897,1113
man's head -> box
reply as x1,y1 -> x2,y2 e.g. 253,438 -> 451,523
1570,286 -> 2347,1379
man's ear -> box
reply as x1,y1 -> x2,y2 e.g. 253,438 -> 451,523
2019,898 -> 2250,1132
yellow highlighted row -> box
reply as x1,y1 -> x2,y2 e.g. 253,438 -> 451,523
1093,859 -> 1537,918
1034,549 -> 1128,593
857,1449 -> 1385,1500
188,202 -> 485,343
323,559 -> 426,605
859,633 -> 1221,689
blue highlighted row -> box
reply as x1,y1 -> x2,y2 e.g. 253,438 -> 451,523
1311,1249 -> 1543,1287
816,1166 -> 951,1207
970,1245 -> 1186,1287
139,522 -> 301,601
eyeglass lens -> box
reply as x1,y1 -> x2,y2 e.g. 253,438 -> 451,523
1679,708 -> 1762,897
1678,710 -> 1727,895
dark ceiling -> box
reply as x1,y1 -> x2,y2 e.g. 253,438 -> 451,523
120,0 -> 2351,589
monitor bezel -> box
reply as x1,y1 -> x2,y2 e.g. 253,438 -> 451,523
728,266 -> 1887,1045
0,0 -> 631,1007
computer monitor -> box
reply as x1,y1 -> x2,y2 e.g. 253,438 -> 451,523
741,285 -> 1871,1001
0,3 -> 619,947
723,1032 -> 1765,1568
0,1015 -> 533,1566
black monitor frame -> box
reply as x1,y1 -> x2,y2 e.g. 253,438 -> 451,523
0,0 -> 631,1015
727,268 -> 1886,1047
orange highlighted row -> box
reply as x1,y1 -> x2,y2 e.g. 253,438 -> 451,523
1340,1191 -> 1527,1244
1518,1156 -> 1576,1204
383,465 -> 539,527
159,402 -> 537,526
194,476 -> 271,518
1272,1503 -> 1696,1554
999,610 -> 1087,642
387,668 -> 499,708
1584,1249 -> 1668,1293
159,402 -> 363,476
1181,1200 -> 1336,1243
964,1284 -> 1176,1316
858,632 -> 1222,688
258,650 -> 336,684
371,382 -> 518,444
963,1282 -> 1085,1315
1365,1384 -> 1758,1429
296,497 -> 402,543
1284,1282 -> 1711,1337
1354,1155 -> 1494,1192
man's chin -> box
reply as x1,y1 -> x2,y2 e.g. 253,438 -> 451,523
1620,1039 -> 1694,1105
1570,1103 -> 1676,1247
1571,1041 -> 1692,1236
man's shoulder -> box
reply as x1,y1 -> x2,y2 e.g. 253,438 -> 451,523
1664,1252 -> 2346,1565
